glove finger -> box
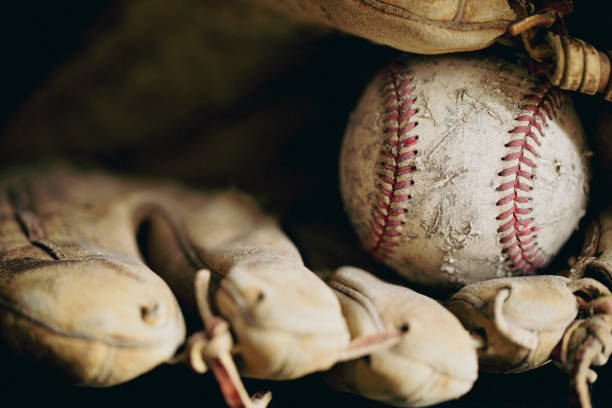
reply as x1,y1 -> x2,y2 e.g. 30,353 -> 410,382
0,165 -> 185,386
326,266 -> 478,407
135,184 -> 351,380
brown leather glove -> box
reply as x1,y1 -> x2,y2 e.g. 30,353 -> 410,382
326,266 -> 478,407
0,166 -> 186,386
0,165 -> 349,391
1,165 -> 484,408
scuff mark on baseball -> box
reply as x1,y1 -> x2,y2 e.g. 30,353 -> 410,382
340,54 -> 590,290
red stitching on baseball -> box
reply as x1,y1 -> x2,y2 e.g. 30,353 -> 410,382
366,63 -> 418,262
496,82 -> 562,274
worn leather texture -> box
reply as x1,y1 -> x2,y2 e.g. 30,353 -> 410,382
261,0 -> 517,54
326,266 -> 477,407
0,165 -> 353,386
447,275 -> 578,373
0,167 -> 186,386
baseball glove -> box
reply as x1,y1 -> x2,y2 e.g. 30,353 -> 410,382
0,165 -> 484,407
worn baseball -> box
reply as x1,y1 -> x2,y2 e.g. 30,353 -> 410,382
340,54 -> 590,290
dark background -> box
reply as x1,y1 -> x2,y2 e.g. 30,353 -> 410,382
1,2 -> 612,407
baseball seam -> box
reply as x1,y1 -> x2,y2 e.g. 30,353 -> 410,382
496,82 -> 562,274
366,64 -> 418,261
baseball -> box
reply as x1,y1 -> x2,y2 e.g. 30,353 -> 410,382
340,54 -> 590,290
